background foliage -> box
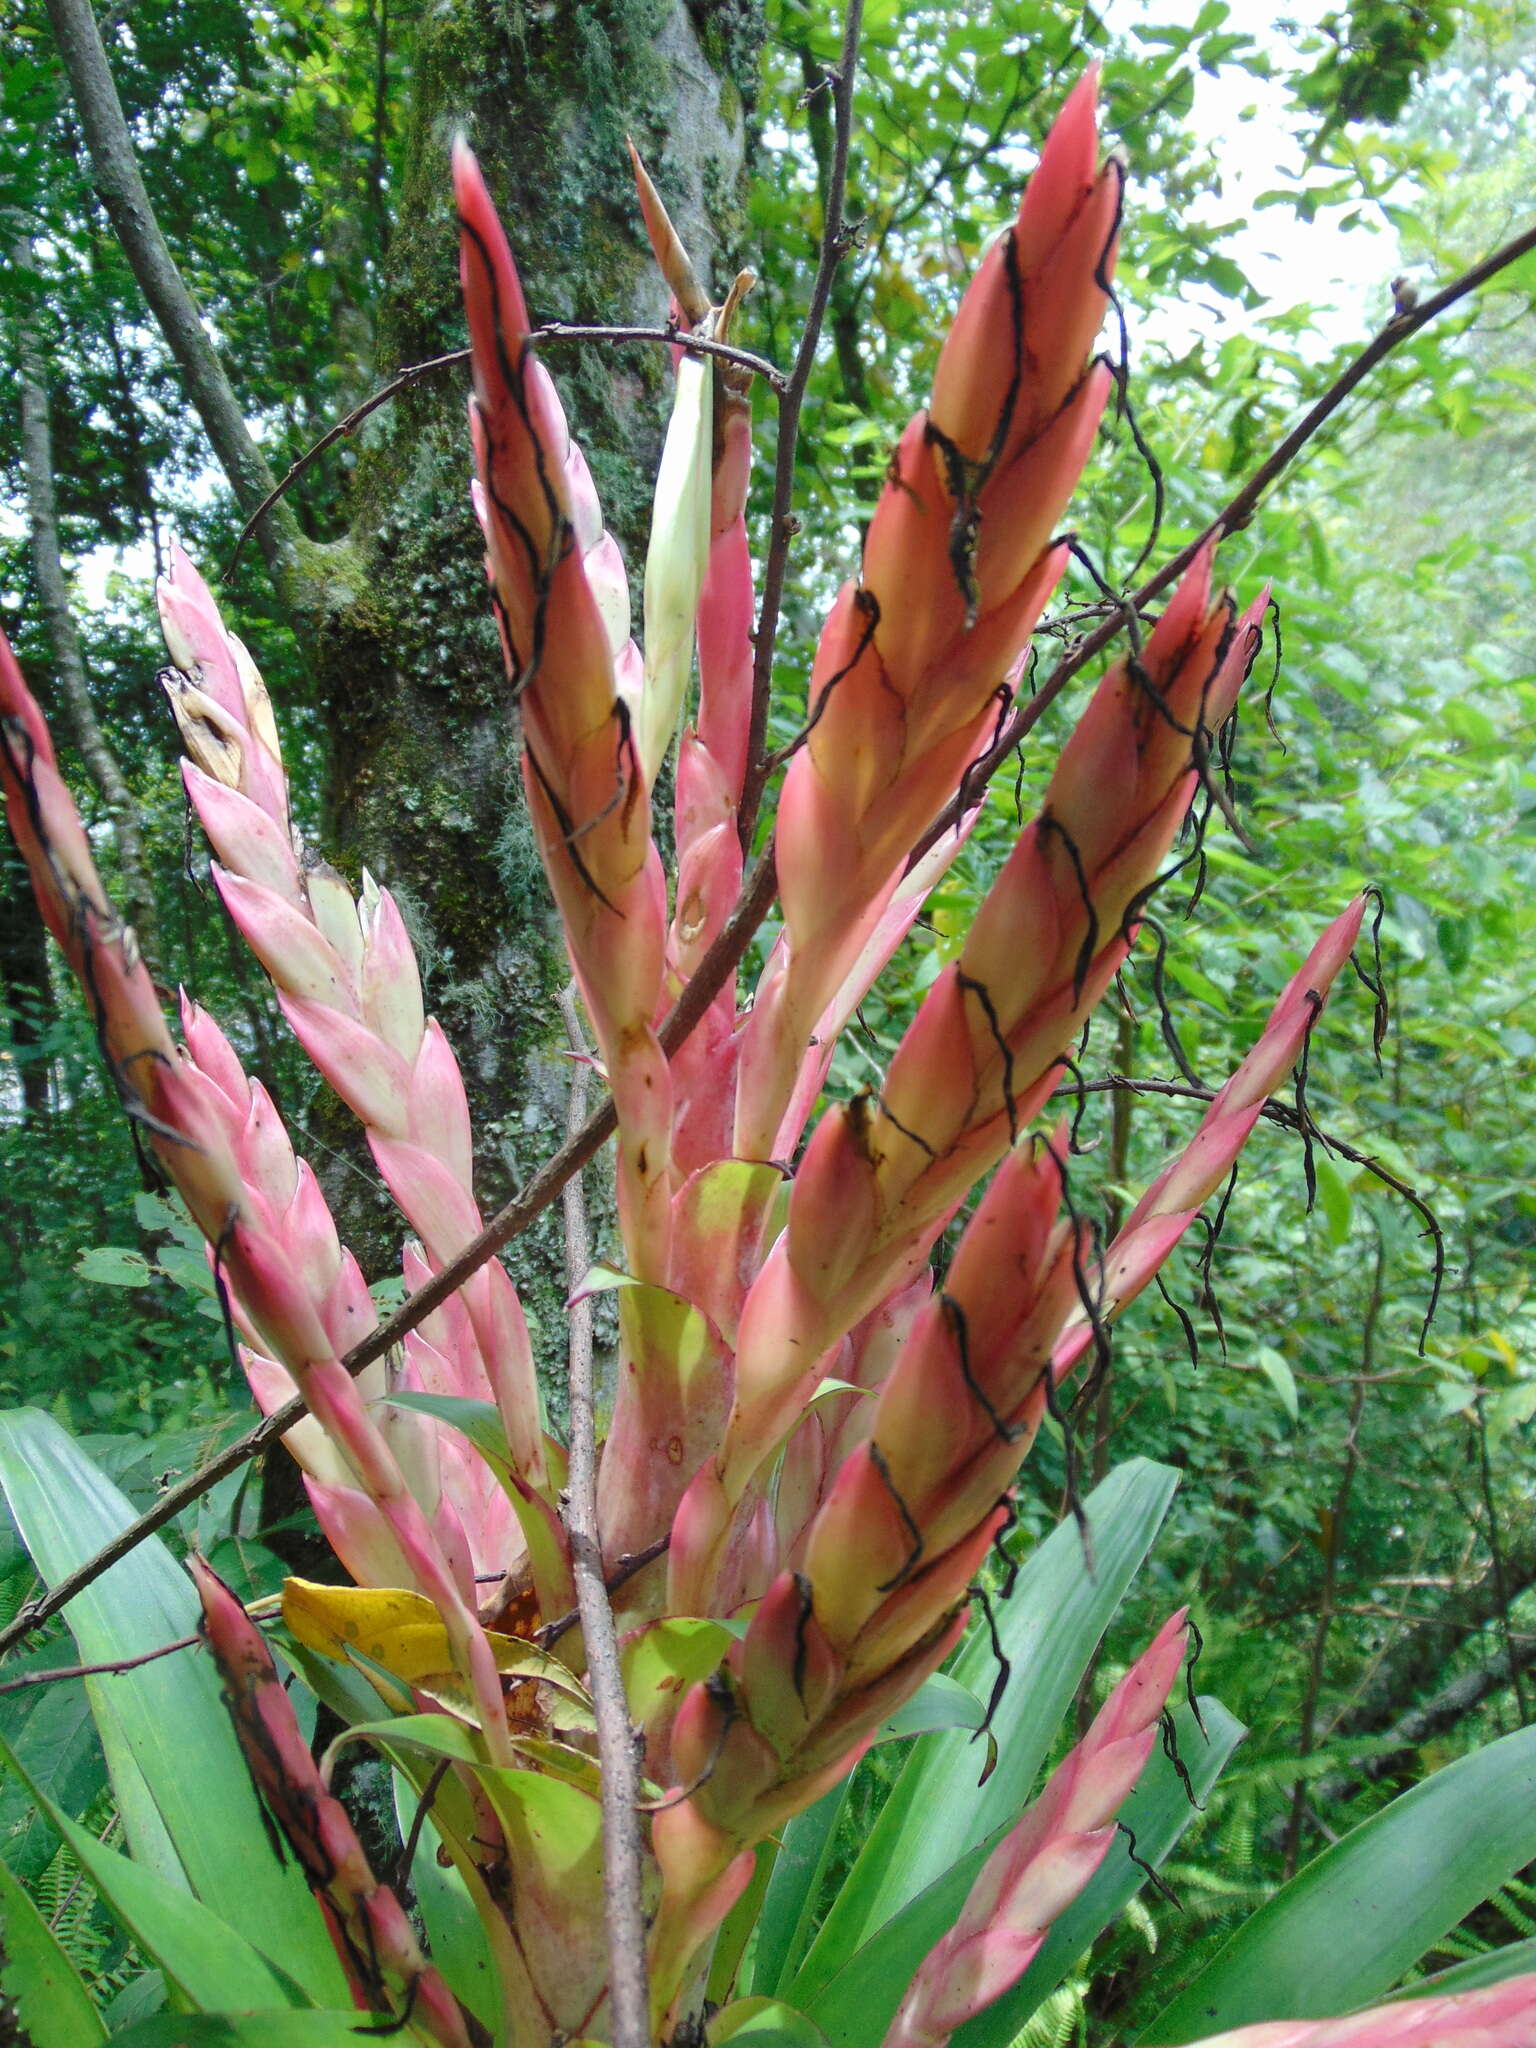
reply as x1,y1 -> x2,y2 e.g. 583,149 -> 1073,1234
2,0 -> 1534,2035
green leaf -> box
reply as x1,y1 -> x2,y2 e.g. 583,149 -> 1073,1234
802,1828 -> 997,2047
951,1699 -> 1246,2048
1254,1346 -> 1299,1424
74,1246 -> 154,1287
808,1377 -> 870,1414
1314,1156 -> 1353,1246
111,2019 -> 370,2047
1139,1722 -> 1536,2041
0,1729 -> 300,2016
791,1460 -> 1179,2005
751,1782 -> 851,2000
0,1657 -> 105,1881
709,1997 -> 831,2048
154,1243 -> 218,1297
570,1262 -> 639,1300
621,1615 -> 733,1730
100,1969 -> 168,2032
132,1192 -> 181,1235
391,1772 -> 497,2029
0,1410 -> 347,2006
0,1851 -> 106,2046
1386,1937 -> 1536,2002
381,1394 -> 513,1481
875,1672 -> 986,1743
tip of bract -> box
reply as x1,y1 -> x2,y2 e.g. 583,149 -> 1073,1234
1032,65 -> 1102,209
0,625 -> 56,771
453,135 -> 535,355
1149,538 -> 1219,658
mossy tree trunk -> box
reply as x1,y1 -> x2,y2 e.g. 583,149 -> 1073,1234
299,0 -> 757,1339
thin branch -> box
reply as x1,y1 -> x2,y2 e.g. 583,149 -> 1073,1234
738,0 -> 866,851
226,348 -> 470,575
556,984 -> 650,2048
227,323 -> 787,573
0,1632 -> 198,1695
4,196 -> 1521,1661
533,322 -> 786,391
538,1535 -> 672,1651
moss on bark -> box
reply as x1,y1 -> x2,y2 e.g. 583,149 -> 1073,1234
299,0 -> 759,1374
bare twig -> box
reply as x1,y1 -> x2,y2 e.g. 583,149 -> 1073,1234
538,1534 -> 672,1651
556,984 -> 650,2048
4,184 -> 1522,1666
226,348 -> 470,575
533,322 -> 786,391
227,322 -> 787,575
0,1632 -> 199,1695
737,0 -> 867,851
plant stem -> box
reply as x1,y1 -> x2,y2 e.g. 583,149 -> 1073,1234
557,986 -> 650,2048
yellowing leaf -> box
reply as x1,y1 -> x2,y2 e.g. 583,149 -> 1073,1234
282,1579 -> 439,1666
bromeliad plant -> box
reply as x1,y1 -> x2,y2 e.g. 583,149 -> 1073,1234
3,60 -> 1536,2048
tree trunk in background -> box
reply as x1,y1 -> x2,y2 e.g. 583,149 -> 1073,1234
303,0 -> 757,1331
43,0 -> 757,1343
15,235 -> 161,973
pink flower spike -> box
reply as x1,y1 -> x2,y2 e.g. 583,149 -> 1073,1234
1053,897 -> 1369,1374
886,1612 -> 1190,2048
189,1557 -> 473,2048
1181,1975 -> 1536,2048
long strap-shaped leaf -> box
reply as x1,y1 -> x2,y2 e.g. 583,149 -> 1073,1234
802,1698 -> 1240,2048
0,1727 -> 304,2016
0,1851 -> 107,2047
1139,1721 -> 1536,2042
0,1410 -> 348,2006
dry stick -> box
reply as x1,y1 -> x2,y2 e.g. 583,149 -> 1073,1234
556,986 -> 650,2048
535,323 -> 786,392
227,324 -> 787,575
0,1633 -> 199,1696
737,0 -> 867,853
3,201 -> 1524,1667
226,348 -> 469,576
